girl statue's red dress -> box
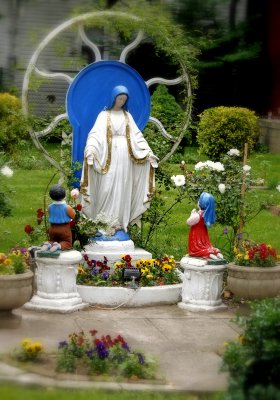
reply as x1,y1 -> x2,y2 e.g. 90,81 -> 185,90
186,192 -> 223,260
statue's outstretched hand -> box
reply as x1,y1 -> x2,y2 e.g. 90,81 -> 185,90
87,155 -> 94,165
149,155 -> 158,168
85,149 -> 94,165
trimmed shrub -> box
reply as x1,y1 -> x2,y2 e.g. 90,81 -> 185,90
0,92 -> 29,153
197,106 -> 260,160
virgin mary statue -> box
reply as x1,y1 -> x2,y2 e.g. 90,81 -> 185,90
80,85 -> 158,234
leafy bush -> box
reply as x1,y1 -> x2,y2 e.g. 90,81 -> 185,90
0,93 -> 29,153
222,297 -> 280,400
144,85 -> 188,159
197,106 -> 260,160
175,149 -> 262,258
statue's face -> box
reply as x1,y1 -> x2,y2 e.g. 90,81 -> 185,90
114,94 -> 127,109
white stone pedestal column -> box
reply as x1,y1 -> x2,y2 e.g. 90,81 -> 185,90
178,256 -> 227,312
24,250 -> 88,313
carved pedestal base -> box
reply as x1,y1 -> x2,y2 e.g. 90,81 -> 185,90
24,250 -> 88,313
178,256 -> 227,312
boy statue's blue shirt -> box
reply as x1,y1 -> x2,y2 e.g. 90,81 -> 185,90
49,203 -> 71,224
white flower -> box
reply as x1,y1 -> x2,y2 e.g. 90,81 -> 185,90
181,160 -> 185,165
195,160 -> 224,172
171,174 -> 186,187
194,161 -> 207,171
243,165 -> 251,173
70,188 -> 80,199
206,160 -> 216,170
218,183 -> 226,194
227,149 -> 240,157
61,131 -> 72,146
205,161 -> 224,172
276,184 -> 280,192
0,165 -> 13,177
213,162 -> 224,172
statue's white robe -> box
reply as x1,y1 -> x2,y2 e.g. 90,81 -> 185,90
80,110 -> 155,231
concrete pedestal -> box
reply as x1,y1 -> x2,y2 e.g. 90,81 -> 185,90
24,250 -> 88,313
178,256 -> 227,312
84,240 -> 152,268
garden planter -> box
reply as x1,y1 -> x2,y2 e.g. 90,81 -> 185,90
0,270 -> 34,314
227,263 -> 280,300
77,283 -> 182,307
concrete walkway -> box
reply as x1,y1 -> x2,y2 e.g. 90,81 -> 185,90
0,304 -> 241,393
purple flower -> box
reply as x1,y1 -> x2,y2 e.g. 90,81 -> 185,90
58,340 -> 68,348
122,342 -> 130,351
96,342 -> 109,359
102,271 -> 109,280
86,348 -> 95,359
238,232 -> 243,239
223,227 -> 228,234
91,268 -> 99,275
135,352 -> 145,364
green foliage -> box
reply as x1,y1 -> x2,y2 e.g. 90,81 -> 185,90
222,298 -> 280,400
0,163 -> 14,219
144,85 -> 189,159
197,107 -> 260,160
56,329 -> 158,380
176,150 -> 264,259
130,187 -> 190,258
0,93 -> 29,153
0,191 -> 12,219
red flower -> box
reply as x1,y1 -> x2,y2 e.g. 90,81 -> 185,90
76,204 -> 82,211
24,224 -> 34,234
122,254 -> 132,263
70,220 -> 76,228
37,208 -> 45,218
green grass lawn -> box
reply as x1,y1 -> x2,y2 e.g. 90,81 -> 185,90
1,145 -> 279,258
0,385 -> 224,400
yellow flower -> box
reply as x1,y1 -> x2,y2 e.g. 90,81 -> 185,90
238,335 -> 244,345
147,274 -> 153,279
21,338 -> 31,347
33,342 -> 44,352
4,258 -> 12,266
78,266 -> 85,274
141,267 -> 149,275
162,264 -> 172,272
12,250 -> 21,256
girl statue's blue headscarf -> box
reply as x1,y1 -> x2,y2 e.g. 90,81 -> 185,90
108,85 -> 129,110
199,192 -> 216,227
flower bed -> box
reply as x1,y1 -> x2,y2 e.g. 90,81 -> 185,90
76,254 -> 183,307
10,329 -> 159,382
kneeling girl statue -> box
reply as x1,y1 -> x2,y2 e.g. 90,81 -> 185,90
186,192 -> 223,260
80,85 -> 158,235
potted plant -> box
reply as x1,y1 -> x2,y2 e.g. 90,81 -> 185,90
0,247 -> 34,315
227,240 -> 280,300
